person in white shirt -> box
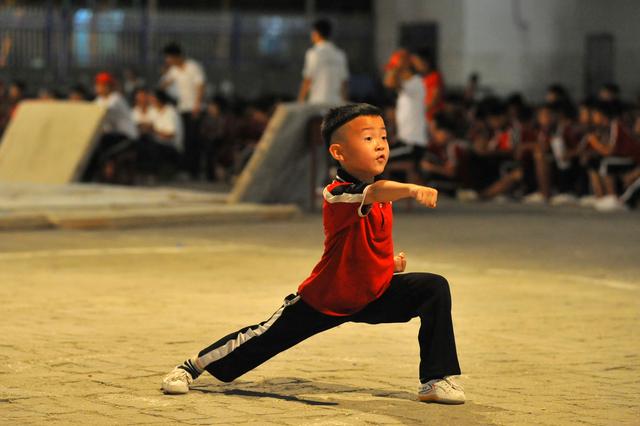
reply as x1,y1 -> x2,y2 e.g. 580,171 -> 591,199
136,89 -> 183,178
82,72 -> 138,182
297,19 -> 349,105
131,87 -> 158,134
383,49 -> 428,174
94,72 -> 138,140
161,42 -> 206,179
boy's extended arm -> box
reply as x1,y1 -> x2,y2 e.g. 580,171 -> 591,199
364,180 -> 438,208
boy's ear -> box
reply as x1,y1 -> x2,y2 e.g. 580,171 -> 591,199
328,143 -> 344,162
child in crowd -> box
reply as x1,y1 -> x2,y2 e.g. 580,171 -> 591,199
161,103 -> 465,404
585,101 -> 640,211
420,112 -> 467,192
136,89 -> 183,178
131,87 -> 157,134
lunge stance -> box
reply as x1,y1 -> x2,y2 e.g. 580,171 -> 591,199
162,103 -> 464,404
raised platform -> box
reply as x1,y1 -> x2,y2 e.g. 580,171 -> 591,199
0,183 -> 300,231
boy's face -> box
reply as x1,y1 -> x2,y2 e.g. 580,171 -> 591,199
329,115 -> 389,182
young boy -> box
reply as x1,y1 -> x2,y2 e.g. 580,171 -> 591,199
161,103 -> 464,404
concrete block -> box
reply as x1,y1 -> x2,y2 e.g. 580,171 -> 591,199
0,101 -> 105,184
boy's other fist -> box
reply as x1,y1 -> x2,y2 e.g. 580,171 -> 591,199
394,252 -> 406,273
410,185 -> 438,208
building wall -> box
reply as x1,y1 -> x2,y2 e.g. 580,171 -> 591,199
374,0 -> 465,83
375,0 -> 640,101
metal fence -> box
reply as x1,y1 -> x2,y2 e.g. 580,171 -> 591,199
0,4 -> 375,99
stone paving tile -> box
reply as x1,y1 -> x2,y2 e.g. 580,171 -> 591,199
1,209 -> 638,425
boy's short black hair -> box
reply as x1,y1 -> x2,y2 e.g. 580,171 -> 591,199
313,19 -> 332,39
163,42 -> 183,57
321,103 -> 383,146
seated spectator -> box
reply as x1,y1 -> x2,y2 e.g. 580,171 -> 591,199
0,80 -> 27,139
37,87 -> 59,101
520,103 -> 556,203
420,113 -> 468,194
545,84 -> 570,104
232,98 -> 272,176
598,83 -> 620,103
82,72 -> 138,182
585,101 -> 640,211
131,87 -> 157,134
463,98 -> 522,200
68,84 -> 89,101
548,101 -> 586,203
199,96 -> 233,182
7,80 -> 26,117
122,67 -> 145,103
136,89 -> 183,180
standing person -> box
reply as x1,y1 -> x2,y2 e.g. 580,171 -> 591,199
161,103 -> 464,405
297,19 -> 349,104
383,49 -> 427,172
411,49 -> 444,124
161,42 -> 206,179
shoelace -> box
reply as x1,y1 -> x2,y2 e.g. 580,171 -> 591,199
168,368 -> 191,382
443,376 -> 463,391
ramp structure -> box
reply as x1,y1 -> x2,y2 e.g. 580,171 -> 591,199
229,102 -> 336,210
0,101 -> 105,184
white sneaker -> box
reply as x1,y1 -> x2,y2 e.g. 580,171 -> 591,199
418,376 -> 465,404
579,195 -> 598,207
594,195 -> 628,212
162,367 -> 193,395
550,193 -> 578,206
456,189 -> 479,202
492,194 -> 509,204
523,192 -> 546,204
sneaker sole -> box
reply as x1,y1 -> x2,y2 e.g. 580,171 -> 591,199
418,394 -> 465,404
162,385 -> 190,395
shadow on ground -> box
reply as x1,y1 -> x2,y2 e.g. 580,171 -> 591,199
191,377 -> 500,425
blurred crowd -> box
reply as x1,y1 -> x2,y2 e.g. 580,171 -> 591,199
388,77 -> 640,212
0,31 -> 639,212
0,42 -> 286,186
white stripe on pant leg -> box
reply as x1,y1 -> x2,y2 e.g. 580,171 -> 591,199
197,295 -> 300,369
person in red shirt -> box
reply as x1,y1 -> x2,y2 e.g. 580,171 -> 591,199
161,103 -> 465,404
411,49 -> 444,123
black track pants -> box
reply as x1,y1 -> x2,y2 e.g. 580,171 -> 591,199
193,273 -> 461,383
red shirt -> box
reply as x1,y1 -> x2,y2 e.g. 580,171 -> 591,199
611,121 -> 640,163
297,169 -> 395,316
423,71 -> 444,121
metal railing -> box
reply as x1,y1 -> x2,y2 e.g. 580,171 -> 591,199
0,4 -> 374,98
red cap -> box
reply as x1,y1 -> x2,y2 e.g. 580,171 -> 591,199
95,72 -> 115,86
385,49 -> 410,71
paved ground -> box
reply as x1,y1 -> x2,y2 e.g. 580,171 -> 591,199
1,200 -> 638,425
